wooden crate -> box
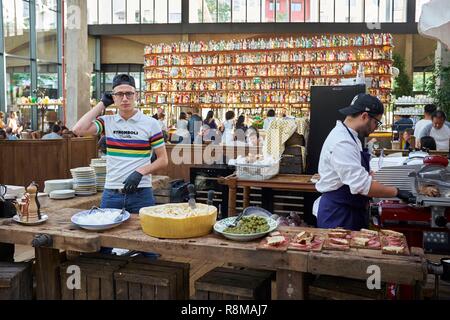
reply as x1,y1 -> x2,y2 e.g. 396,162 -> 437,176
60,254 -> 128,300
113,257 -> 189,300
0,262 -> 33,300
308,275 -> 386,300
194,267 -> 273,300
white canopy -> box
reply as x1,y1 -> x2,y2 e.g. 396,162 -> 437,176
418,0 -> 450,49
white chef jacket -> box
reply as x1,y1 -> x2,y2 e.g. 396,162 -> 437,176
316,121 -> 373,196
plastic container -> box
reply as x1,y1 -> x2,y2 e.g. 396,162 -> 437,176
235,161 -> 280,180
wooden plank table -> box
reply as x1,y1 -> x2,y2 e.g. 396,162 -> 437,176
0,208 -> 427,300
219,174 -> 317,216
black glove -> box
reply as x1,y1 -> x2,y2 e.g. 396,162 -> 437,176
101,93 -> 114,108
396,188 -> 416,204
123,171 -> 143,194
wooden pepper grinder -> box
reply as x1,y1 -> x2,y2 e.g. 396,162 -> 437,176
26,182 -> 41,222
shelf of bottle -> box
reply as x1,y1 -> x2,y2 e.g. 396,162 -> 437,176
17,103 -> 63,106
145,73 -> 392,81
394,113 -> 424,116
144,44 -> 393,57
145,87 -> 391,94
394,102 -> 432,106
144,102 -> 311,106
143,59 -> 393,69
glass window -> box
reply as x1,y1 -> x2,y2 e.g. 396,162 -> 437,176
130,72 -> 142,101
263,0 -> 275,22
350,0 -> 364,22
142,0 -> 154,23
335,0 -> 349,22
189,0 -> 203,22
276,0 -> 289,22
99,0 -> 112,24
155,0 -> 168,23
88,0 -> 98,24
379,0 -> 393,22
291,0 -> 304,22
36,2 -> 57,62
204,0 -> 217,23
112,0 -> 125,24
232,0 -> 246,22
246,0 -> 260,22
416,0 -> 431,22
393,0 -> 407,22
6,57 -> 31,108
413,71 -> 425,92
126,0 -> 140,24
219,0 -> 232,23
319,0 -> 334,22
3,0 -> 30,56
37,63 -> 58,99
169,0 -> 182,23
365,0 -> 378,22
305,0 -> 319,22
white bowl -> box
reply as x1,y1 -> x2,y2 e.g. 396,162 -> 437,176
71,208 -> 130,231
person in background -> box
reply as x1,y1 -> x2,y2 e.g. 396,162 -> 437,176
246,126 -> 262,147
5,127 -> 18,140
315,94 -> 414,231
393,115 -> 413,133
173,112 -> 190,143
188,108 -> 202,143
157,113 -> 168,142
221,110 -> 235,145
235,114 -> 248,142
7,111 -> 22,135
263,109 -> 276,130
186,111 -> 192,120
0,129 -> 6,140
0,112 -> 5,129
417,111 -> 450,151
203,110 -> 217,130
201,110 -> 218,142
414,104 -> 437,147
420,136 -> 437,151
152,107 -> 163,121
402,128 -> 414,150
42,124 -> 63,140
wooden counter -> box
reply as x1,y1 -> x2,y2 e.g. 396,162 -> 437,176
0,204 -> 427,300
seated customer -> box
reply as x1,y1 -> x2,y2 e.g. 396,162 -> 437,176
420,136 -> 437,151
0,129 -> 6,140
5,127 -> 18,140
393,115 -> 413,132
402,128 -> 414,150
42,124 -> 63,140
417,111 -> 450,151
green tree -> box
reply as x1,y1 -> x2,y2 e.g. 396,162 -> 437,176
392,53 -> 413,98
426,63 -> 450,117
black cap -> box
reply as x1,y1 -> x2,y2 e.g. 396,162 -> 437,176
339,93 -> 384,116
112,74 -> 136,89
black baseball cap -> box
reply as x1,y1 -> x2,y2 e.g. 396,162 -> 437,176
112,74 -> 136,89
339,93 -> 384,116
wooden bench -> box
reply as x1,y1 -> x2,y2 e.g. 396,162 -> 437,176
195,267 -> 274,300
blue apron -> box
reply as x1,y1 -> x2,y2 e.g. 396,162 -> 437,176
317,123 -> 371,231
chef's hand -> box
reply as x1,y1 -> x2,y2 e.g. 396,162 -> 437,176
123,171 -> 143,194
396,188 -> 416,204
101,93 -> 114,108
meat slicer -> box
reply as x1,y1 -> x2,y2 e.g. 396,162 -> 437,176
373,156 -> 450,253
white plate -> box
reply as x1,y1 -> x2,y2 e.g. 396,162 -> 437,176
13,214 -> 48,225
213,215 -> 278,241
71,209 -> 130,231
49,190 -> 75,199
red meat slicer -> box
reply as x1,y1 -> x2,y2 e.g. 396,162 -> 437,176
372,156 -> 450,253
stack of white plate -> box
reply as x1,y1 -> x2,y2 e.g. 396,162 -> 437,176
49,189 -> 76,200
90,158 -> 107,191
70,167 -> 97,196
44,179 -> 73,194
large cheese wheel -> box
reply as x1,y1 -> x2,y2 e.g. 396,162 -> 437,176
139,203 -> 217,239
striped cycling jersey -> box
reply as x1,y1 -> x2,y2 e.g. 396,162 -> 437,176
94,111 -> 165,189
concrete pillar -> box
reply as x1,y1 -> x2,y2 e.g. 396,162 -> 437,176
65,0 -> 90,129
404,34 -> 414,78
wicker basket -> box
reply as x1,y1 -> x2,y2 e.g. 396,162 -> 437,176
236,161 -> 280,180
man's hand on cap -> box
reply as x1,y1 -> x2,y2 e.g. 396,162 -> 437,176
101,93 -> 114,108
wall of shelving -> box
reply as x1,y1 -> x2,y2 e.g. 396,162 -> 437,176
143,34 -> 393,120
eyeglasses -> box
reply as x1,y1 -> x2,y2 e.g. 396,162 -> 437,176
112,91 -> 135,99
369,114 -> 383,128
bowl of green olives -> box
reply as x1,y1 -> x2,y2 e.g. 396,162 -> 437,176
213,215 -> 278,241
